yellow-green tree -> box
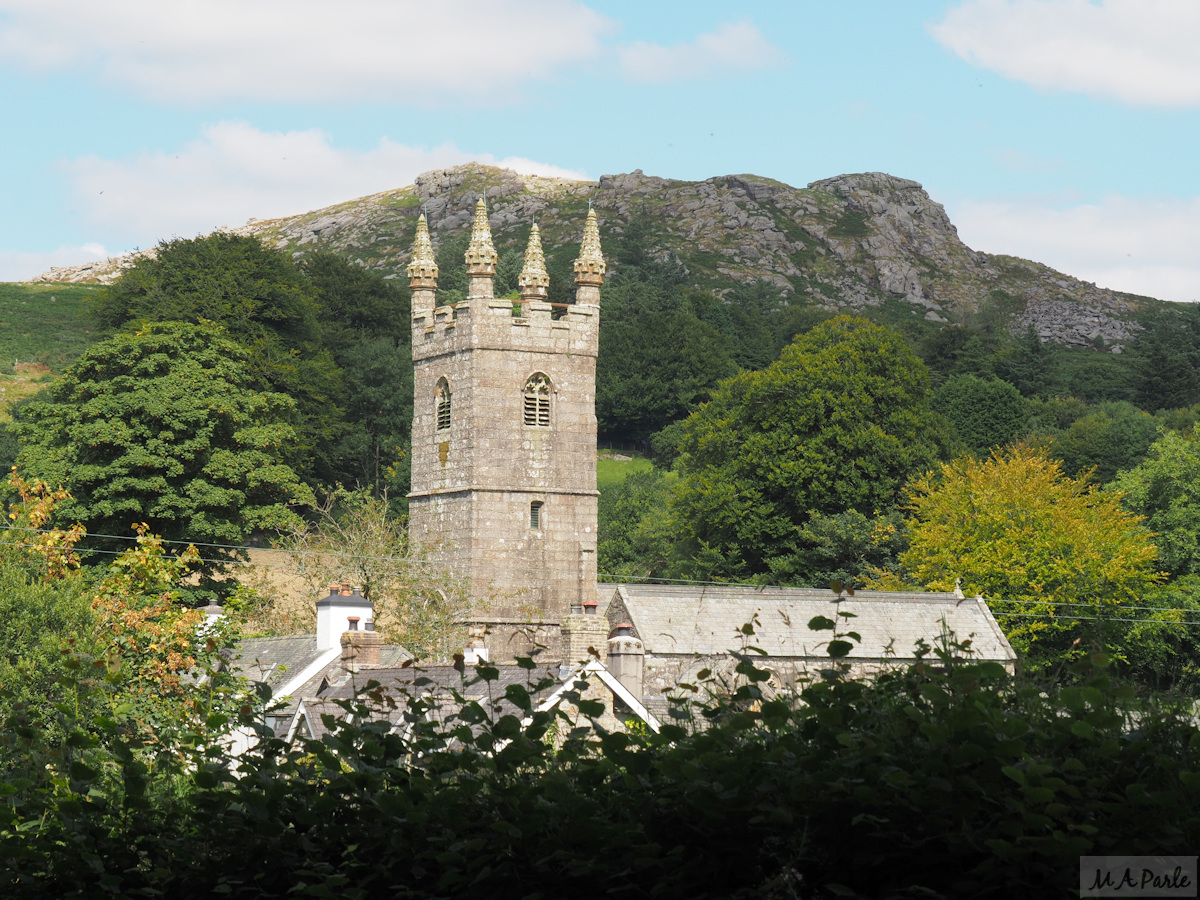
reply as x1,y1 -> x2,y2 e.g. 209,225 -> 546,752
877,444 -> 1162,670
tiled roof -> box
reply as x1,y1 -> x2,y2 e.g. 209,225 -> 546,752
608,584 -> 1016,662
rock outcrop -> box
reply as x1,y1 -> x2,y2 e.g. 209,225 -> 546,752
30,164 -> 1160,348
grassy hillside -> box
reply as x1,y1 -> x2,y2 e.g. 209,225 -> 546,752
0,283 -> 101,371
0,283 -> 103,420
597,452 -> 653,490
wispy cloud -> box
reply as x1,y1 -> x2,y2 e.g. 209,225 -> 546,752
60,121 -> 587,248
931,0 -> 1200,106
950,193 -> 1200,303
619,21 -> 784,83
0,0 -> 613,104
0,243 -> 110,282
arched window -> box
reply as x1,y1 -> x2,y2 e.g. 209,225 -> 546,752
530,501 -> 544,530
523,373 -> 551,427
435,378 -> 451,431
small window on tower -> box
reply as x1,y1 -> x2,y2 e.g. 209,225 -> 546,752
523,373 -> 551,427
530,501 -> 544,530
436,378 -> 452,431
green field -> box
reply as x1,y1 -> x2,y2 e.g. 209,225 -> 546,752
0,282 -> 101,371
597,451 -> 653,490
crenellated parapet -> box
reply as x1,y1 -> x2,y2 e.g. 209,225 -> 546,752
411,295 -> 598,364
409,210 -> 603,362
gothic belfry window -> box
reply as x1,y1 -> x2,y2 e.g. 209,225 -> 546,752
436,378 -> 452,431
523,373 -> 551,427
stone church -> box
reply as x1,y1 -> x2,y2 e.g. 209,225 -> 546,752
402,200 -> 1017,688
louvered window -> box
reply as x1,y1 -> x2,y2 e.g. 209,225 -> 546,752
523,374 -> 551,427
530,501 -> 544,530
435,379 -> 451,431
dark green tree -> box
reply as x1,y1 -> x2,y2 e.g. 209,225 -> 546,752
13,321 -> 310,595
597,240 -> 736,442
932,374 -> 1028,454
92,233 -> 344,483
300,250 -> 410,350
672,316 -> 949,582
299,252 -> 413,496
1047,400 -> 1159,484
1132,306 -> 1200,411
334,337 -> 414,502
597,306 -> 736,442
993,325 -> 1055,397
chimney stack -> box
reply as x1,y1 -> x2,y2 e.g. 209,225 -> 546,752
606,623 -> 644,703
341,628 -> 383,670
560,599 -> 608,675
462,625 -> 489,666
316,585 -> 374,651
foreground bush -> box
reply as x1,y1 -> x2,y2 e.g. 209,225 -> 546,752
2,648 -> 1198,898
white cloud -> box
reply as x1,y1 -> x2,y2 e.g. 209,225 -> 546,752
0,243 -> 110,282
949,193 -> 1200,303
931,0 -> 1200,106
61,121 -> 587,247
619,21 -> 783,83
0,0 -> 613,103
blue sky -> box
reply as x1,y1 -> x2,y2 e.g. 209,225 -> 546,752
1,0 -> 1199,301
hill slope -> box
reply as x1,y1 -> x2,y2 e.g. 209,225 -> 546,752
32,165 -> 1162,349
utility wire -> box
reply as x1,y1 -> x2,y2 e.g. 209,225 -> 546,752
8,530 -> 1200,626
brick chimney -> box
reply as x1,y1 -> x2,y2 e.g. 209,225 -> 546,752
340,616 -> 383,670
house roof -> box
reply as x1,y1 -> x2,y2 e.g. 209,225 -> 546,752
229,634 -> 413,736
285,659 -> 660,744
603,583 -> 1016,663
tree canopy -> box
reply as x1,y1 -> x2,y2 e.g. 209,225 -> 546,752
1112,429 -> 1200,579
878,444 -> 1162,671
931,373 -> 1028,455
13,321 -> 310,594
670,316 -> 949,582
90,235 -> 414,493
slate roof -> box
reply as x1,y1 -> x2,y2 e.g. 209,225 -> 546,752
229,634 -> 413,737
286,660 -> 660,743
603,584 -> 1016,663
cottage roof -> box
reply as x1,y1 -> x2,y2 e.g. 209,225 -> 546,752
603,584 -> 1016,663
285,659 -> 660,744
230,634 -> 413,736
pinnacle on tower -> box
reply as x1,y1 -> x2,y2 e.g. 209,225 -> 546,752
518,223 -> 550,301
464,198 -> 498,275
464,198 -> 498,301
573,207 -> 605,304
406,213 -> 439,290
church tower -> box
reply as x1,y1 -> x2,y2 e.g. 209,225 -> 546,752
407,202 -> 604,649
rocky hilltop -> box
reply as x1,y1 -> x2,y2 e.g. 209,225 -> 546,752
32,165 -> 1160,349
